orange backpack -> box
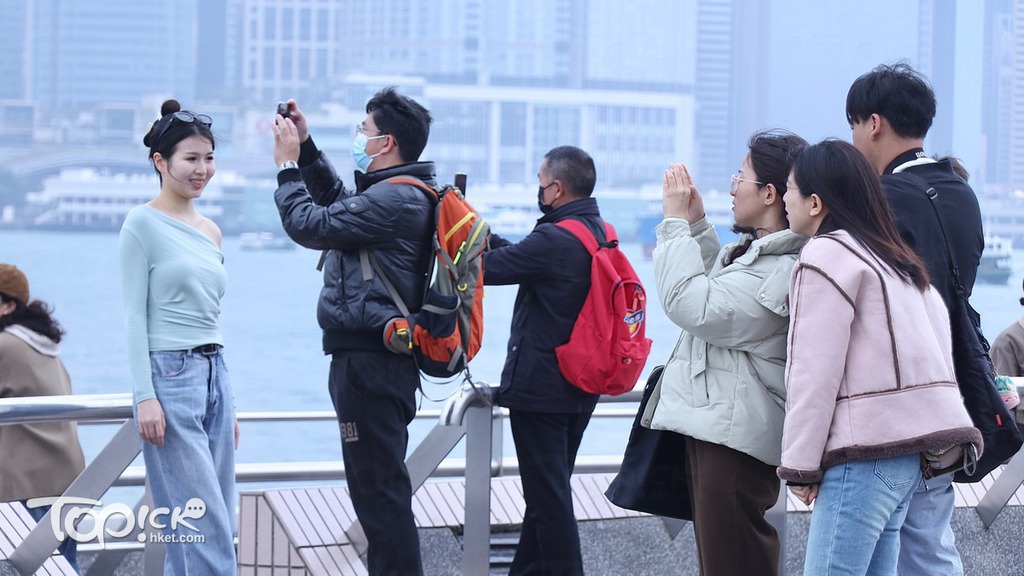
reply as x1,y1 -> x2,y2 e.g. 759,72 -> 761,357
373,176 -> 488,379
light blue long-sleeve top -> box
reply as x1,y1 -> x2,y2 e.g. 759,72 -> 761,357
118,204 -> 227,405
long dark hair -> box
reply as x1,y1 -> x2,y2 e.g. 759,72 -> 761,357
792,139 -> 930,290
0,293 -> 65,344
724,129 -> 807,265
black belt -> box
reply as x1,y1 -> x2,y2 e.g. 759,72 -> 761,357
190,344 -> 223,355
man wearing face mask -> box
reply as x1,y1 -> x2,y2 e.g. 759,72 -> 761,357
271,87 -> 435,576
483,145 -> 604,575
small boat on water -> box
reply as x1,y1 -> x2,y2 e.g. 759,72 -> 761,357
239,231 -> 295,251
978,235 -> 1013,284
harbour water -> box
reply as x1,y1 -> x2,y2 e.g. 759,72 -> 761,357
3,227 -> 1024,491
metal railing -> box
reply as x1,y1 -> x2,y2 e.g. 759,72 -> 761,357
0,383 -> 648,575
24,382 -> 1024,574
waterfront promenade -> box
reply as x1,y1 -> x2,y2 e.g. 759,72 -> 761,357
4,471 -> 1024,575
3,386 -> 1024,575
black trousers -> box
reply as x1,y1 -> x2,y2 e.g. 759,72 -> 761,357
508,408 -> 594,576
329,351 -> 423,576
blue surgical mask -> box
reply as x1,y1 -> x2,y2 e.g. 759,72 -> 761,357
352,133 -> 387,173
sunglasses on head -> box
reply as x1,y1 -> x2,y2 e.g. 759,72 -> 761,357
154,111 -> 213,146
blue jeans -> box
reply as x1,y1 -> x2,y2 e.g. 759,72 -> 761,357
804,454 -> 921,576
898,472 -> 962,575
140,349 -> 236,575
22,501 -> 78,573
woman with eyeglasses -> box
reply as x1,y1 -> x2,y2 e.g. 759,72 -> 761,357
643,130 -> 807,575
118,99 -> 238,574
779,139 -> 980,574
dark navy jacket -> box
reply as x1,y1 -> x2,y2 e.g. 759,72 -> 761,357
484,198 -> 604,413
880,150 -> 984,309
275,137 -> 437,354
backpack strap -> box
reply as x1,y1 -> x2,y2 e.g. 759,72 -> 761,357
385,175 -> 441,203
368,254 -> 413,317
897,171 -> 967,297
361,175 -> 443,318
318,176 -> 439,273
555,219 -> 616,254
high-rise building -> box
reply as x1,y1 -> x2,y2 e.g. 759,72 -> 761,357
197,0 -> 243,102
982,0 -> 1024,192
28,1 -> 199,110
0,0 -> 28,101
335,76 -> 693,188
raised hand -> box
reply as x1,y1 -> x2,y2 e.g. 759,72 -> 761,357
662,163 -> 705,224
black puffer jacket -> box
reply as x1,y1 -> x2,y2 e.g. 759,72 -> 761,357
275,139 -> 437,353
484,198 -> 604,414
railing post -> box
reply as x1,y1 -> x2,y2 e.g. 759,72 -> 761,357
141,483 -> 165,575
463,391 -> 497,574
10,418 -> 141,576
976,450 -> 1024,528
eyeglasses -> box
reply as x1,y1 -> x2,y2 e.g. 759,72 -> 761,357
355,124 -> 384,136
154,111 -> 213,146
730,174 -> 765,192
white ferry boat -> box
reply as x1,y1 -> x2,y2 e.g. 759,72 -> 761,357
20,168 -> 274,232
239,231 -> 295,251
979,235 -> 1013,285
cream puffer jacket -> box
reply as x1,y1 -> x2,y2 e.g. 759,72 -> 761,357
644,216 -> 807,466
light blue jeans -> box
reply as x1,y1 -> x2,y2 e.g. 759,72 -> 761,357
804,454 -> 921,575
897,472 -> 963,575
141,349 -> 236,575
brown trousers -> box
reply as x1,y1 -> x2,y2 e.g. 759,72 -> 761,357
684,436 -> 781,576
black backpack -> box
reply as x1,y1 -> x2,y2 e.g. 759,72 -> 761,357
903,171 -> 1023,481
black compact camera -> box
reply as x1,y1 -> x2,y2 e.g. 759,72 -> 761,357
276,101 -> 288,117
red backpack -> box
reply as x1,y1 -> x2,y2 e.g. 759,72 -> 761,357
555,219 -> 652,395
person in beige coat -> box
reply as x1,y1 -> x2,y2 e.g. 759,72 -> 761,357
992,278 -> 1024,378
0,263 -> 85,571
645,130 -> 807,576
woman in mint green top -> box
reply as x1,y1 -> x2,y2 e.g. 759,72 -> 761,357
118,99 -> 238,575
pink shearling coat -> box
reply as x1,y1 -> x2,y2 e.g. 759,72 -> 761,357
778,231 -> 981,484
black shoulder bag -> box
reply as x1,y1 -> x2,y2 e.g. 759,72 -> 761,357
904,172 -> 1023,482
604,366 -> 693,519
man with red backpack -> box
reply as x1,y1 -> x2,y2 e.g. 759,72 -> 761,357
484,145 -> 612,576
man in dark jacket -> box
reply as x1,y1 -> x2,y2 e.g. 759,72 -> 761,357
484,145 -> 603,575
272,87 -> 435,576
847,62 -> 984,576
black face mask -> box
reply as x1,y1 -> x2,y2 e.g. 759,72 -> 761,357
538,184 -> 555,214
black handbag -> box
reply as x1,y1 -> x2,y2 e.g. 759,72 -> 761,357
604,366 -> 692,519
905,172 -> 1024,482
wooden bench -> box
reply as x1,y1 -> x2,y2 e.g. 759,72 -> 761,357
237,473 -> 642,576
239,469 -> 1024,575
0,502 -> 78,576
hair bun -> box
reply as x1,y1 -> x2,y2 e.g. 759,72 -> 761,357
144,99 -> 183,148
160,99 -> 181,117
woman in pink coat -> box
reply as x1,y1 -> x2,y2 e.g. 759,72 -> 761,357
779,140 -> 980,575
